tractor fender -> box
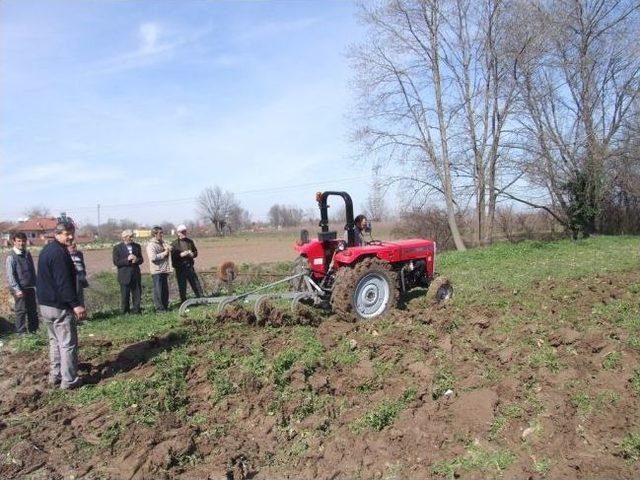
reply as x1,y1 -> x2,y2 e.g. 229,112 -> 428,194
334,247 -> 399,266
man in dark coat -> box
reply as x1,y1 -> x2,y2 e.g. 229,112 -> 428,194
5,232 -> 39,334
112,229 -> 144,314
36,220 -> 86,389
170,224 -> 204,303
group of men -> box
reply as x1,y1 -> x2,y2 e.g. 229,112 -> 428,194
112,224 -> 203,314
5,220 -> 86,389
5,222 -> 204,391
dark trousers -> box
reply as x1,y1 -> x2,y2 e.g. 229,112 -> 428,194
175,265 -> 204,302
14,288 -> 39,333
120,278 -> 142,314
152,273 -> 169,311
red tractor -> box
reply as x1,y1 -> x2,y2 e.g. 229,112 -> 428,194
291,191 -> 452,321
179,191 -> 451,321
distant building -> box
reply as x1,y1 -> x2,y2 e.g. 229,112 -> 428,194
0,221 -> 16,246
9,217 -> 58,245
134,229 -> 151,239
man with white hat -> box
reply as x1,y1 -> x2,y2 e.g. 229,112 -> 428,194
170,224 -> 204,303
112,229 -> 144,314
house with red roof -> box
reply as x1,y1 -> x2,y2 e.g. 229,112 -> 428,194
9,217 -> 58,245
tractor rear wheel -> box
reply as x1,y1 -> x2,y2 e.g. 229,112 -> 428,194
331,258 -> 399,321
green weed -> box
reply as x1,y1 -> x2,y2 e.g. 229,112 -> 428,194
571,392 -> 592,418
528,343 -> 561,372
207,349 -> 236,402
630,369 -> 640,396
621,431 -> 640,462
533,457 -> 551,475
328,340 -> 359,367
602,351 -> 621,370
431,443 -> 515,479
351,388 -> 417,432
431,366 -> 455,400
11,332 -> 48,352
489,404 -> 523,439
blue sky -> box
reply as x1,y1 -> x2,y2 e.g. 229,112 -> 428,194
1,0 -> 376,225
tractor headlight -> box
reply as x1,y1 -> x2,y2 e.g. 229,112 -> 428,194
337,240 -> 347,252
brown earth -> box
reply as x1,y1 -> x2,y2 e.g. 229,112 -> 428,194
1,271 -> 640,479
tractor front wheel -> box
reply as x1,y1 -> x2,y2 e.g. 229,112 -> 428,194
331,258 -> 398,321
426,276 -> 453,303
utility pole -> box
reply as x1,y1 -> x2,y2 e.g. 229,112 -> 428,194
97,203 -> 101,238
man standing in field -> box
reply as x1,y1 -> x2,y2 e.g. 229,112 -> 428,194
36,220 -> 86,389
171,224 -> 204,303
112,229 -> 144,314
146,226 -> 172,311
5,232 -> 39,334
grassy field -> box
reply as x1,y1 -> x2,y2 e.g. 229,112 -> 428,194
1,235 -> 639,479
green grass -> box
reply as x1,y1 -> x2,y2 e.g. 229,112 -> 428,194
437,236 -> 639,306
431,443 -> 515,479
602,351 -> 622,370
71,347 -> 192,424
10,331 -> 48,352
630,369 -> 640,396
528,343 -> 561,372
621,431 -> 640,462
351,388 -> 417,432
489,404 -> 524,440
431,364 -> 455,400
80,310 -> 182,344
207,349 -> 237,403
533,457 -> 552,475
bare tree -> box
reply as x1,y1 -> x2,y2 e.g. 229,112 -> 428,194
23,205 -> 51,218
509,0 -> 640,237
268,204 -> 304,228
351,0 -> 522,249
197,186 -> 244,236
364,165 -> 388,221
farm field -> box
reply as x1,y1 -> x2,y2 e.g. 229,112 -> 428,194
1,223 -> 399,277
1,236 -> 640,479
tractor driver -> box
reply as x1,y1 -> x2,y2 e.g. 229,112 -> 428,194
353,214 -> 369,247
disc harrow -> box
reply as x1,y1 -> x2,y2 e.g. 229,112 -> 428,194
178,272 -> 320,318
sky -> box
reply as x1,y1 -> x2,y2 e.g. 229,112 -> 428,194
0,0 -> 377,226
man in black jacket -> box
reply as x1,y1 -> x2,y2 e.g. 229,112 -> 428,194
112,229 -> 144,314
170,224 -> 204,303
36,220 -> 86,389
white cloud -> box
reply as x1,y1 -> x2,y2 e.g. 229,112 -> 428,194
89,22 -> 214,75
138,22 -> 161,55
5,160 -> 124,189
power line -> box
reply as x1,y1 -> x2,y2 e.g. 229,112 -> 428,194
44,174 -> 371,215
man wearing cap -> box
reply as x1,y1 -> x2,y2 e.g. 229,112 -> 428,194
171,225 -> 204,303
36,220 -> 86,389
112,229 -> 144,314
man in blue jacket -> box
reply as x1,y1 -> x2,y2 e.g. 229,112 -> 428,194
36,220 -> 86,389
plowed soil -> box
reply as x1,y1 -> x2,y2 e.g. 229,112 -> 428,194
2,270 -> 640,479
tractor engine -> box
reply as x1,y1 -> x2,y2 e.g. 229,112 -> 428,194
400,259 -> 430,291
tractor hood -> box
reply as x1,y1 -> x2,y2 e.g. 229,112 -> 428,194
334,238 -> 435,265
